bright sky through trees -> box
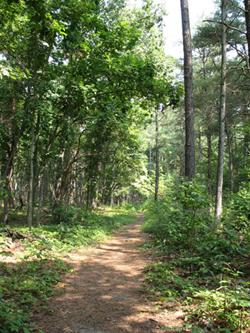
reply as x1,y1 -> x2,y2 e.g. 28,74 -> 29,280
127,0 -> 216,57
164,0 -> 216,57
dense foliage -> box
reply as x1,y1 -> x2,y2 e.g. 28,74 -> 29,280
0,0 -> 180,225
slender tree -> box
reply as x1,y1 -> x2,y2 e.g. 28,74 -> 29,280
154,107 -> 160,201
180,0 -> 195,178
27,115 -> 36,228
215,0 -> 227,220
244,0 -> 250,68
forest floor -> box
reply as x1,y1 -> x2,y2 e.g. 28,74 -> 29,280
33,215 -> 186,333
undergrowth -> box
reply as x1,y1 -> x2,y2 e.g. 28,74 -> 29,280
0,206 -> 137,333
0,259 -> 68,333
143,180 -> 250,332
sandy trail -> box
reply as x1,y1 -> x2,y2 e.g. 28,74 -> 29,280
34,215 -> 184,333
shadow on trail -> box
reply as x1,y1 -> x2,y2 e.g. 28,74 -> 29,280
96,245 -> 140,255
34,263 -> 157,333
33,220 -> 186,333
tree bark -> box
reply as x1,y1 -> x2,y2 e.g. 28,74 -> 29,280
3,147 -> 15,224
27,114 -> 36,228
2,97 -> 18,224
215,0 -> 227,220
180,0 -> 195,178
244,0 -> 250,68
226,128 -> 234,193
207,132 -> 212,195
35,174 -> 44,225
154,108 -> 160,201
148,146 -> 153,175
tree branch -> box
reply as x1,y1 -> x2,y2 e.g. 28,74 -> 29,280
203,19 -> 246,35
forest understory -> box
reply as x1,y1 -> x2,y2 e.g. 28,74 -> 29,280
0,203 -> 249,333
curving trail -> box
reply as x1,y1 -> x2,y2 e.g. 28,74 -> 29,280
34,215 -> 184,333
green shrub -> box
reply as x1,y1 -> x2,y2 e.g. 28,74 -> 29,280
0,259 -> 68,333
143,180 -> 213,253
143,178 -> 250,332
190,282 -> 250,331
0,300 -> 29,333
228,183 -> 250,232
52,205 -> 81,224
144,262 -> 197,301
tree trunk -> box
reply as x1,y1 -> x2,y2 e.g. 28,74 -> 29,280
148,146 -> 153,175
207,132 -> 212,195
2,97 -> 18,224
244,0 -> 250,68
154,108 -> 160,201
226,128 -> 234,193
2,142 -> 16,224
215,0 -> 227,220
27,115 -> 36,228
3,167 -> 14,224
35,174 -> 44,225
180,0 -> 195,178
198,127 -> 202,161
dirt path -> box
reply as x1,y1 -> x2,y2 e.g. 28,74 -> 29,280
34,215 -> 184,333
